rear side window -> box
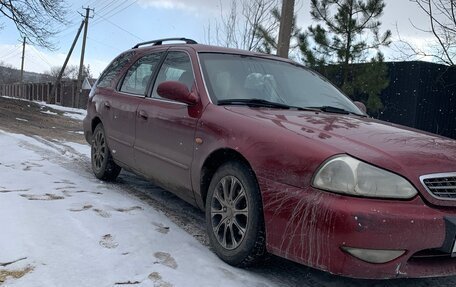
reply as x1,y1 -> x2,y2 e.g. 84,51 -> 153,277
120,52 -> 163,95
151,51 -> 194,99
97,51 -> 135,88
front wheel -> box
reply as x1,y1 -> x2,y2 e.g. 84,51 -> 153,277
205,161 -> 266,267
91,123 -> 121,181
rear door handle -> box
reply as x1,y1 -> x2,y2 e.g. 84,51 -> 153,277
104,102 -> 111,109
138,110 -> 148,120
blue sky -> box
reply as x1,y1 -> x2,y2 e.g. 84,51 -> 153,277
0,0 -> 430,76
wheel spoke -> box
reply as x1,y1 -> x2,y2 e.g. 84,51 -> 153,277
213,186 -> 226,206
228,176 -> 237,202
233,187 -> 245,206
211,206 -> 227,219
233,218 -> 246,236
221,223 -> 228,248
222,177 -> 230,203
214,216 -> 227,234
228,222 -> 237,246
234,207 -> 249,216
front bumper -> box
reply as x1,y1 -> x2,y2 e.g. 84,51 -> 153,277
259,176 -> 456,279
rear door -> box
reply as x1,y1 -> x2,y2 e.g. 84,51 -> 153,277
104,51 -> 164,167
134,49 -> 202,202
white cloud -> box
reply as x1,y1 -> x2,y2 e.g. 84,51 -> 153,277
137,0 -> 231,13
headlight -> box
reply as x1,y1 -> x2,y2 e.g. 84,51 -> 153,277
312,155 -> 417,199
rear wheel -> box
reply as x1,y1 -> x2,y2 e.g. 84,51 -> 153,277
205,161 -> 266,267
91,123 -> 121,181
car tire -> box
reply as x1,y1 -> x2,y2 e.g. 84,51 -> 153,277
205,161 -> 266,267
91,123 -> 121,181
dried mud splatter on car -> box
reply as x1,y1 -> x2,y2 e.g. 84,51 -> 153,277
262,179 -> 335,270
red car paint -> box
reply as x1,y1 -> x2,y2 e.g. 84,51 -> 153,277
84,43 -> 456,279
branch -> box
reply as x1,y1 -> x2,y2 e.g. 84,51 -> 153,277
428,0 -> 455,64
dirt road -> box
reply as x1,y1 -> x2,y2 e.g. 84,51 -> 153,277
1,96 -> 455,287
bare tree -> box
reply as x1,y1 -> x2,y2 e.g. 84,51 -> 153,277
206,0 -> 279,51
397,0 -> 456,65
46,65 -> 92,80
0,0 -> 68,49
0,61 -> 20,84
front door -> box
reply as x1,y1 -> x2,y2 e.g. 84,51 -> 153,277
134,50 -> 201,202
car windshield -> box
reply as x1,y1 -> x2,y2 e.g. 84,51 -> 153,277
199,53 -> 363,115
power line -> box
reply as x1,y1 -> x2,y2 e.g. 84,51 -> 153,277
29,46 -> 53,68
26,56 -> 50,71
92,0 -> 139,25
2,50 -> 23,63
95,0 -> 123,15
0,45 -> 22,59
94,11 -> 144,41
86,36 -> 123,52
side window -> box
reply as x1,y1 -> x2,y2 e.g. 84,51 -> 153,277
120,52 -> 163,95
97,51 -> 135,88
152,51 -> 194,99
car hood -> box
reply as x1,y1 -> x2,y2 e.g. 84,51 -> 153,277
227,107 -> 456,184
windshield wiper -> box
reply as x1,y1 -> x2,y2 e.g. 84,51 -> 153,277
218,98 -> 316,111
218,98 -> 291,109
307,106 -> 366,117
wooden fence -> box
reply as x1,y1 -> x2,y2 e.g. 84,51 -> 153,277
0,80 -> 90,109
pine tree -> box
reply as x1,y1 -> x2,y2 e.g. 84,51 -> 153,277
299,0 -> 391,114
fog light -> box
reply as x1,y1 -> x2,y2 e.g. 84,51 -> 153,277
341,247 -> 405,264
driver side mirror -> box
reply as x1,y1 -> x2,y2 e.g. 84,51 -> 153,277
157,81 -> 199,105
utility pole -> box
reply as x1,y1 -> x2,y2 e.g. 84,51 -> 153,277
76,7 -> 93,107
20,37 -> 26,83
49,20 -> 85,104
277,0 -> 295,58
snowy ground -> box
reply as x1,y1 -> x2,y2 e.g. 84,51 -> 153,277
0,96 -> 87,121
0,131 -> 272,287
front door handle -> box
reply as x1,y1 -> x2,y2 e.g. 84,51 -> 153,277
138,110 -> 148,120
104,102 -> 111,109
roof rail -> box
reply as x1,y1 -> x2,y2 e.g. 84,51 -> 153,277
132,38 -> 197,49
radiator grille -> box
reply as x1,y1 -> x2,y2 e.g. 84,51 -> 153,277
421,173 -> 456,200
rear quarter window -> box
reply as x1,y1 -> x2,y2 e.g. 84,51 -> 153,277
97,51 -> 135,88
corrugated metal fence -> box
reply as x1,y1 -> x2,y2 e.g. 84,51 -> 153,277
379,61 -> 456,140
323,61 -> 456,139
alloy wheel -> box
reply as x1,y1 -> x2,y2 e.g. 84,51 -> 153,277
92,129 -> 106,172
210,176 -> 249,250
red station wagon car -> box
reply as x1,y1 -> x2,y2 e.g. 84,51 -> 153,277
83,38 -> 456,279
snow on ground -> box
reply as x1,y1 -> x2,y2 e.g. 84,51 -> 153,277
0,96 -> 87,121
40,110 -> 58,116
0,130 -> 273,287
37,102 -> 87,121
